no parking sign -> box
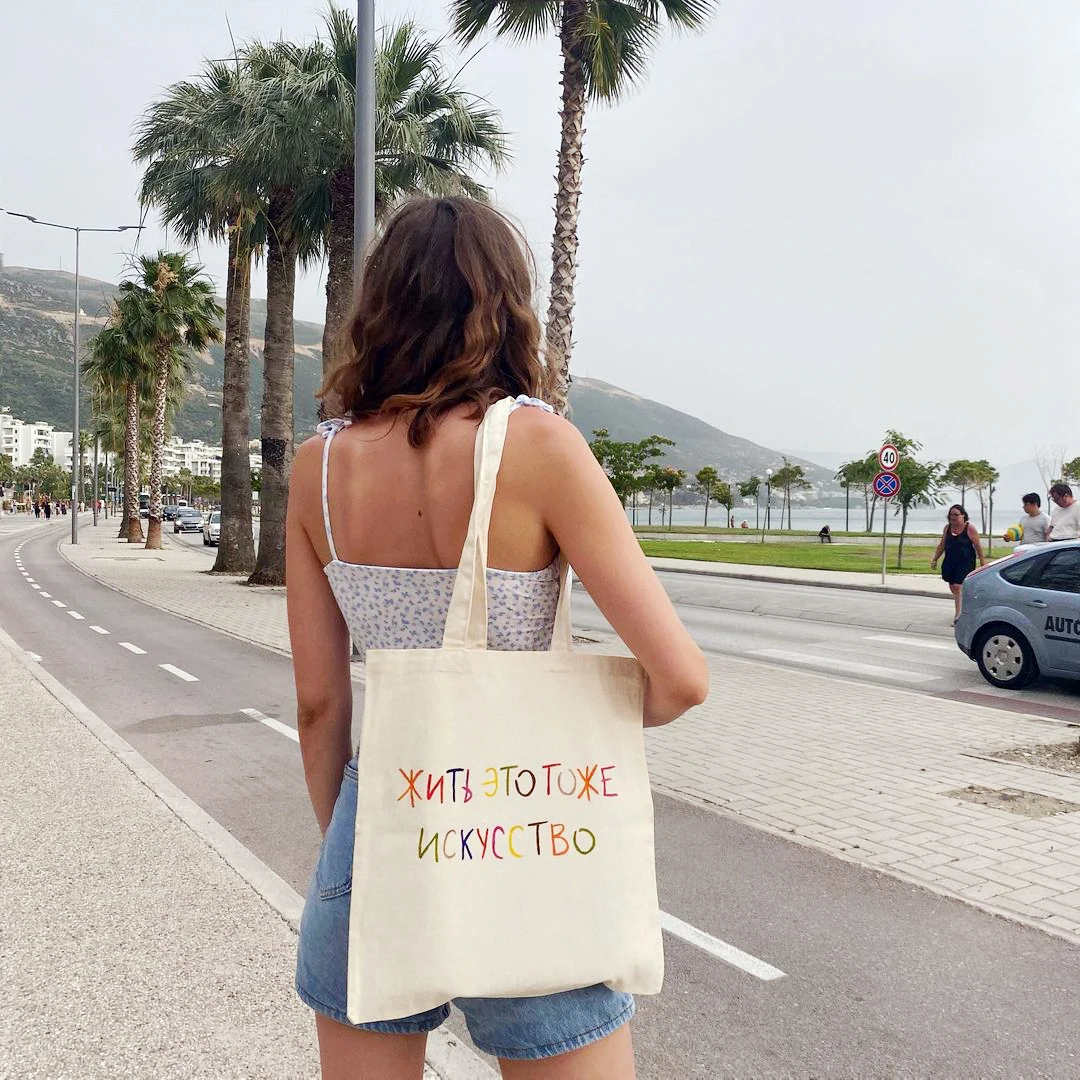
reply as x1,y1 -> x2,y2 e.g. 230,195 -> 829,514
872,471 -> 901,500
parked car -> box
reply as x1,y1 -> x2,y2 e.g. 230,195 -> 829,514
203,510 -> 221,546
163,504 -> 182,521
174,507 -> 204,533
955,541 -> 1080,689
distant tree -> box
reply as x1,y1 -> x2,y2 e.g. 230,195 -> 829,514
695,466 -> 719,527
714,480 -> 732,526
1034,444 -> 1067,491
654,466 -> 685,531
588,429 -> 674,516
1063,457 -> 1080,483
641,463 -> 665,526
738,476 -> 761,529
882,430 -> 943,567
772,458 -> 810,530
0,453 -> 13,488
837,456 -> 878,532
942,459 -> 981,508
967,459 -> 999,534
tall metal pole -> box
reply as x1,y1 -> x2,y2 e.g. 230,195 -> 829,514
354,0 -> 376,274
72,228 -> 80,545
92,436 -> 99,527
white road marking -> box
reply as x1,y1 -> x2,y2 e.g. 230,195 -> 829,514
67,611 -> 85,620
749,649 -> 939,685
89,625 -> 109,635
39,592 -> 51,598
30,584 -> 40,590
865,634 -> 955,652
25,652 -> 42,663
118,642 -> 146,655
50,600 -> 66,608
241,707 -> 299,744
160,663 -> 198,682
660,911 -> 786,981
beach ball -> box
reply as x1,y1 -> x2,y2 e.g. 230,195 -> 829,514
1004,524 -> 1023,543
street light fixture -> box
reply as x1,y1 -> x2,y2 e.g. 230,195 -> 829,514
2,210 -> 143,544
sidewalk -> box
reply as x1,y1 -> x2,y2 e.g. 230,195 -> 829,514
54,524 -> 1080,947
0,622 -> 490,1079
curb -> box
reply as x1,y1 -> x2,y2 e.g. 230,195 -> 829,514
646,559 -> 949,600
0,622 -> 494,1079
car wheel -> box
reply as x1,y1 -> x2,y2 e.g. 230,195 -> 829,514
203,536 -> 209,546
975,625 -> 1038,690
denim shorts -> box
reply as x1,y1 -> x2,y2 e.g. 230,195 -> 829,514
295,761 -> 635,1060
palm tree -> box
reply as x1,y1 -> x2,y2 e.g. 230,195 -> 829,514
228,39 -> 329,585
289,10 -> 510,378
133,60 -> 265,575
118,253 -> 223,549
83,312 -> 153,543
450,0 -> 716,413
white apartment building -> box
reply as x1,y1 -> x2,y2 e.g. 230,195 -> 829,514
163,436 -> 222,481
0,410 -> 73,469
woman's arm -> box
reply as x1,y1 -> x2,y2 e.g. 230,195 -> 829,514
930,528 -> 946,567
286,438 -> 355,833
522,413 -> 709,727
968,522 -> 987,565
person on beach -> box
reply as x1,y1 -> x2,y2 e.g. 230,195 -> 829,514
1004,493 -> 1049,546
931,504 -> 986,623
285,196 -> 707,1080
1047,483 -> 1080,542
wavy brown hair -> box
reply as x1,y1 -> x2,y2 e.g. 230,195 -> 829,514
320,196 -> 543,446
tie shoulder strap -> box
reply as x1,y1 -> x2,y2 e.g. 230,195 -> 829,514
317,418 -> 350,563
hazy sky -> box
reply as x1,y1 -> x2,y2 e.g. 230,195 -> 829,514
3,1 -> 1079,471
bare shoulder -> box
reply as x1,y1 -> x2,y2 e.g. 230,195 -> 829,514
505,406 -> 591,464
288,434 -> 326,511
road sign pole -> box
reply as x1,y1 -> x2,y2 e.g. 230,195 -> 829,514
882,496 -> 887,584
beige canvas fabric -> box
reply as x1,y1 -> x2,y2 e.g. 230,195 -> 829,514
346,396 -> 664,1024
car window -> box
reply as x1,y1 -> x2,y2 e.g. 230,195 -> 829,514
1032,549 -> 1080,594
211,512 -> 220,523
1001,556 -> 1044,587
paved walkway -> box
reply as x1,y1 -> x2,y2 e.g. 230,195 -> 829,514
52,522 -> 1080,948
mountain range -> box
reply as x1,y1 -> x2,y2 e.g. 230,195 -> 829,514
0,263 -> 835,491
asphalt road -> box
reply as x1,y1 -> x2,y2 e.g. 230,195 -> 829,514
6,517 -> 1080,1077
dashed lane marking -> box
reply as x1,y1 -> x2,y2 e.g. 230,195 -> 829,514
89,625 -> 109,635
50,600 -> 66,609
118,642 -> 146,655
68,611 -> 85,620
25,652 -> 42,663
864,634 -> 955,652
660,911 -> 787,981
30,584 -> 40,590
748,649 -> 939,685
39,592 -> 51,598
240,707 -> 300,744
159,663 -> 198,682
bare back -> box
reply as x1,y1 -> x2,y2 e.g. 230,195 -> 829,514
300,403 -> 557,573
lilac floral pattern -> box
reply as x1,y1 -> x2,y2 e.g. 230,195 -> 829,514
318,397 -> 560,660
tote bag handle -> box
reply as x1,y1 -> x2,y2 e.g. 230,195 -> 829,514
442,397 -> 572,653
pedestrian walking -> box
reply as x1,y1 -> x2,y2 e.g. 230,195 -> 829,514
931,504 -> 986,624
33,500 -> 40,519
43,500 -> 51,521
286,196 -> 707,1079
1047,483 -> 1080,541
1004,493 -> 1050,546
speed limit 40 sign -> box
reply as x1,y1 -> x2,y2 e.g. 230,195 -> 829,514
878,443 -> 901,472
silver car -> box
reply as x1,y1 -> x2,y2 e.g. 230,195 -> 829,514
955,540 -> 1080,689
203,509 -> 221,546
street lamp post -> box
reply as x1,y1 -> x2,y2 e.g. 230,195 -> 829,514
354,1 -> 376,273
2,212 -> 142,544
760,468 -> 773,544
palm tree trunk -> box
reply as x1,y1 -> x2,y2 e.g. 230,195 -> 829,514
250,189 -> 297,586
143,345 -> 169,550
213,226 -> 256,574
322,164 -> 355,385
542,0 -> 589,416
123,382 -> 143,543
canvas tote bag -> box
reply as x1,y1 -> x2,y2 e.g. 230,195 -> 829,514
346,395 -> 664,1023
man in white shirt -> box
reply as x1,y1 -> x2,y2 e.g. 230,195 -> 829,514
1007,492 -> 1051,545
1047,483 -> 1080,541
